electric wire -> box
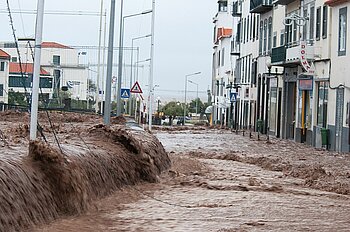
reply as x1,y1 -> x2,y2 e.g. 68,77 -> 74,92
16,0 -> 26,37
6,0 -> 48,144
27,42 -> 64,154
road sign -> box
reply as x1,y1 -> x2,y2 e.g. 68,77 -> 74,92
130,81 -> 143,93
230,92 -> 237,102
121,88 -> 130,99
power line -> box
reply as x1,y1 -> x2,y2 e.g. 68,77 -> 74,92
0,9 -> 106,16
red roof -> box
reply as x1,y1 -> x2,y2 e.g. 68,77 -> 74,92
9,63 -> 50,76
325,0 -> 349,6
0,49 -> 10,60
216,27 -> 232,44
42,42 -> 72,49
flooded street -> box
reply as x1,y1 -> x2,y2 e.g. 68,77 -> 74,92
34,129 -> 350,232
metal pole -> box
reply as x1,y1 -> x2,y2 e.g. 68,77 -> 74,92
101,10 -> 107,114
103,0 -> 117,125
148,0 -> 155,131
129,39 -> 134,116
30,0 -> 45,140
183,75 -> 188,126
95,0 -> 104,114
196,84 -> 198,115
116,0 -> 124,116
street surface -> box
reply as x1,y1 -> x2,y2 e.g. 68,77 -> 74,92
34,128 -> 350,231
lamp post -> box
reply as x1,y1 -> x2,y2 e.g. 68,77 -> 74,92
184,72 -> 201,125
214,75 -> 221,125
148,0 -> 156,131
116,6 -> 152,116
188,80 -> 199,115
266,57 -> 272,142
129,34 -> 151,116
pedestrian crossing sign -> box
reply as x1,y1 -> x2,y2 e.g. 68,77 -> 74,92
130,81 -> 143,94
230,92 -> 237,102
121,88 -> 130,99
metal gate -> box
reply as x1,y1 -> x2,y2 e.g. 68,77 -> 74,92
335,88 -> 344,152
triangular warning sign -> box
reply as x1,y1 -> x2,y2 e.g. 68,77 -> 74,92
130,81 -> 143,93
122,90 -> 129,98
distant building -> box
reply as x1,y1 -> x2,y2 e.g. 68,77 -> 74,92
0,49 -> 10,103
0,41 -> 88,101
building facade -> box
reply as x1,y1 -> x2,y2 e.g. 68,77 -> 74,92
212,0 -> 350,152
1,41 -> 88,102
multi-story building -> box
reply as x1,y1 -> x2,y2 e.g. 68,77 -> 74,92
212,0 -> 350,152
212,0 -> 235,125
1,41 -> 88,101
0,49 -> 10,104
325,0 -> 350,152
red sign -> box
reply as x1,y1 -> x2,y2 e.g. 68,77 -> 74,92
130,81 -> 143,93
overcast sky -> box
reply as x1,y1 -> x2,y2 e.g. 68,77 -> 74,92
0,0 -> 217,102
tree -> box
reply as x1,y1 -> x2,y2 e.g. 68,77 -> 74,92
188,98 -> 205,114
162,101 -> 183,117
8,90 -> 28,106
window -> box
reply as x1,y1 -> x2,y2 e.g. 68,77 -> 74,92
0,62 -> 4,71
243,18 -> 246,44
316,7 -> 321,40
280,29 -> 285,46
268,17 -> 272,52
218,1 -> 228,12
252,14 -> 256,40
237,21 -> 241,43
317,81 -> 328,127
310,6 -> 315,42
264,19 -> 267,54
338,7 -> 347,56
303,8 -> 308,41
221,48 -> 225,67
273,32 -> 277,48
11,57 -> 17,62
250,14 -> 253,40
322,5 -> 328,38
53,55 -> 61,66
218,51 -> 221,67
256,15 -> 260,41
0,84 -> 3,97
259,21 -> 263,55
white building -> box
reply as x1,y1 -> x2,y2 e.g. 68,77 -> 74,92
0,49 -> 10,104
212,0 -> 236,125
1,41 -> 88,102
326,0 -> 350,152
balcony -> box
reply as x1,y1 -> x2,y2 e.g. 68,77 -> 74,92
271,43 -> 315,66
232,2 -> 242,16
250,0 -> 273,13
271,46 -> 286,64
273,0 -> 296,5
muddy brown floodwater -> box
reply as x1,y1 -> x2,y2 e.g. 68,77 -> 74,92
32,129 -> 350,232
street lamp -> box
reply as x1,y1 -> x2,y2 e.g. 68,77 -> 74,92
188,80 -> 199,116
266,57 -> 272,142
184,72 -> 201,125
116,5 -> 153,116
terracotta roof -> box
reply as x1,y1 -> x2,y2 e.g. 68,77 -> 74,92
42,42 -> 72,49
0,49 -> 10,60
216,27 -> 232,43
9,62 -> 50,76
325,0 -> 349,6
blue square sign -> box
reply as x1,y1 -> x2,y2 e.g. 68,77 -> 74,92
121,88 -> 131,99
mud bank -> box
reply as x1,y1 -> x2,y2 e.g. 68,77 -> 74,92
0,122 -> 170,232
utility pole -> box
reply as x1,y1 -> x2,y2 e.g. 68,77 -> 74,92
103,0 -> 117,125
95,0 -> 104,114
148,0 -> 155,131
30,0 -> 45,140
116,0 -> 124,116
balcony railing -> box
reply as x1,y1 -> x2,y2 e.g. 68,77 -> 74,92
271,46 -> 286,64
250,0 -> 273,13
